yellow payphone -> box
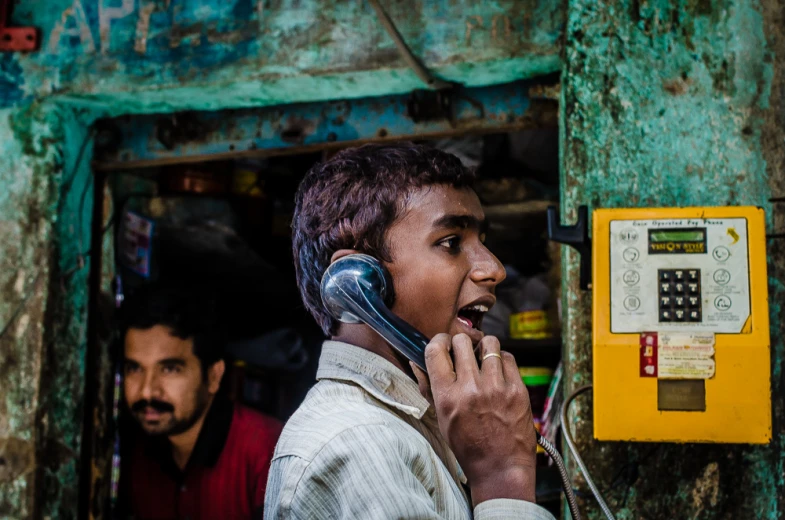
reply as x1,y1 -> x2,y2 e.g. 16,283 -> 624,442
594,206 -> 771,443
550,206 -> 771,444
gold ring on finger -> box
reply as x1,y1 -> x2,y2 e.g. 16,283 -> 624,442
482,352 -> 502,361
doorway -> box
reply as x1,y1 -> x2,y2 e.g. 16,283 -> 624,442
83,77 -> 564,517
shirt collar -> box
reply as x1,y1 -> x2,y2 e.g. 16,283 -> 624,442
316,340 -> 431,419
144,392 -> 234,479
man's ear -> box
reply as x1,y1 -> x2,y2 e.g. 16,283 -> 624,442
330,249 -> 362,265
207,359 -> 226,394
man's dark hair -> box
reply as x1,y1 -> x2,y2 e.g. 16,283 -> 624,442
120,282 -> 225,374
292,142 -> 476,336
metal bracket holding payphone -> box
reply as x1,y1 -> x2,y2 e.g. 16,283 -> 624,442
547,205 -> 592,290
549,206 -> 771,445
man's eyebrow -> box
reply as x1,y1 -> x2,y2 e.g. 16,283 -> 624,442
432,214 -> 488,234
157,358 -> 186,366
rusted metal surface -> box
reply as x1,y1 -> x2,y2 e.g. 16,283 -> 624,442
92,79 -> 559,171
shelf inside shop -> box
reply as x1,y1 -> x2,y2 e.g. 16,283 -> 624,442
501,338 -> 561,368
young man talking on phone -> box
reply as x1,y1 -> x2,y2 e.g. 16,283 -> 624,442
264,143 -> 554,519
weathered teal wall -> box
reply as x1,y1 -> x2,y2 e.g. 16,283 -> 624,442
0,1 -> 564,518
0,103 -> 99,518
5,0 -> 563,112
3,0 -> 782,518
561,0 -> 784,518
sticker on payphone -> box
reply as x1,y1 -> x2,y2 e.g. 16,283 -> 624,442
639,332 -> 715,379
640,333 -> 658,377
658,333 -> 715,379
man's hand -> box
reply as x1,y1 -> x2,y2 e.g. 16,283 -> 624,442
411,333 -> 538,505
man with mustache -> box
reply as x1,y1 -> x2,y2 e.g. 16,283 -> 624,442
120,283 -> 282,519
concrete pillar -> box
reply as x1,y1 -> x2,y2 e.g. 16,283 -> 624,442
561,0 -> 784,517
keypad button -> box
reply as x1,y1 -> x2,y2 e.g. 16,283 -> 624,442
623,248 -> 640,263
658,269 -> 702,316
712,246 -> 730,262
620,229 -> 639,243
623,296 -> 641,311
713,269 -> 731,285
714,295 -> 732,311
623,270 -> 640,286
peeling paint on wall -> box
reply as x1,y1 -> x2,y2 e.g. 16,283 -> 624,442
561,0 -> 784,518
3,0 -> 782,518
0,1 -> 565,518
3,0 -> 563,112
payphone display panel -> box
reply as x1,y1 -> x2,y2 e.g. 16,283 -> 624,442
609,218 -> 750,333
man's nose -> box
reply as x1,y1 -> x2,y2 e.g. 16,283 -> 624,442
139,371 -> 160,401
470,245 -> 506,287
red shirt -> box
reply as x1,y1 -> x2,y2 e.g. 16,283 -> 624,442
125,398 -> 282,520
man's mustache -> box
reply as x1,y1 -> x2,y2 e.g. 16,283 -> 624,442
131,399 -> 174,413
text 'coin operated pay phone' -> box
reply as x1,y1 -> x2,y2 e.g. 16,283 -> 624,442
548,206 -> 771,444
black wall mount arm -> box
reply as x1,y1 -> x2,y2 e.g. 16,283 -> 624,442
547,205 -> 592,290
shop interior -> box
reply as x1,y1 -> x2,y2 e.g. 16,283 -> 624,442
105,128 -> 564,512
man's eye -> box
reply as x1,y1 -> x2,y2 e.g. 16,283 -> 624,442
161,365 -> 181,374
439,236 -> 461,250
125,365 -> 140,375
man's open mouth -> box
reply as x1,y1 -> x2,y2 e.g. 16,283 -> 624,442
457,303 -> 489,331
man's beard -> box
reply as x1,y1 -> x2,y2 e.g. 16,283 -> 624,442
131,386 -> 211,436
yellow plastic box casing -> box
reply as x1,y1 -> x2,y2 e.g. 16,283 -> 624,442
592,206 -> 771,443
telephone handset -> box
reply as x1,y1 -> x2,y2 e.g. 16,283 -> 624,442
320,253 -> 429,370
319,253 -> 589,519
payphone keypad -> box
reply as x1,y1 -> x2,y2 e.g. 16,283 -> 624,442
658,269 -> 702,322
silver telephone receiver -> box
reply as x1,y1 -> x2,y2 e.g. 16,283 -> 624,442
320,254 -> 428,370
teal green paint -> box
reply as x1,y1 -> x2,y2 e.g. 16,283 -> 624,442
562,0 -> 782,518
0,102 -> 101,519
52,56 -> 562,116
41,112 -> 97,520
0,1 -> 565,517
3,0 -> 563,110
0,104 -> 61,519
